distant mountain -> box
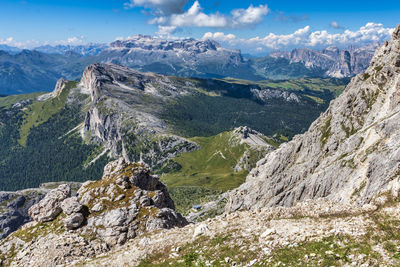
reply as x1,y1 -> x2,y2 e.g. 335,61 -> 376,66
0,44 -> 21,54
0,36 -> 375,95
34,43 -> 109,56
0,63 -> 345,192
97,35 -> 261,80
227,28 -> 400,211
269,44 -> 377,78
0,50 -> 93,94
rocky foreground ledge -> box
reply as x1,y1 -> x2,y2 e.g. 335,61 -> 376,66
79,195 -> 400,266
0,158 -> 187,266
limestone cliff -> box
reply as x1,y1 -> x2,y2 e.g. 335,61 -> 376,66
227,25 -> 400,211
80,63 -> 199,169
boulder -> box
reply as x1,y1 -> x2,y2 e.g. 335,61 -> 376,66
28,184 -> 71,222
64,213 -> 84,230
61,197 -> 83,215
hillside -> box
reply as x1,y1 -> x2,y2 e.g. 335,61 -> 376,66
227,26 -> 400,210
1,24 -> 397,267
0,36 -> 366,95
0,64 -> 343,197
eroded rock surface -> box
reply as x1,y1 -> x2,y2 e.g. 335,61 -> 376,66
0,158 -> 187,266
227,24 -> 400,211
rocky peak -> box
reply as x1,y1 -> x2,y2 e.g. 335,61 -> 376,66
110,36 -> 222,54
80,63 -> 198,168
52,78 -> 67,97
227,24 -> 400,211
0,159 -> 187,266
270,44 -> 375,78
393,24 -> 400,40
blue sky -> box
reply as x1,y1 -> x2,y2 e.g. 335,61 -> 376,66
0,0 -> 399,53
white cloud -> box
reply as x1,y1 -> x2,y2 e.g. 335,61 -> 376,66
156,25 -> 178,36
329,21 -> 344,29
0,36 -> 86,49
202,23 -> 394,52
124,0 -> 188,15
0,37 -> 41,48
143,1 -> 269,34
155,1 -> 228,28
202,32 -> 236,42
54,36 -> 85,46
231,4 -> 269,27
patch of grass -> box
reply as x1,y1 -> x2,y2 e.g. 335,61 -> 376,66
161,132 -> 249,213
161,132 -> 249,191
11,213 -> 66,243
168,187 -> 222,214
267,235 -> 379,266
0,92 -> 44,109
320,115 -> 332,147
374,65 -> 383,72
138,231 -> 260,267
18,81 -> 78,146
363,73 -> 371,81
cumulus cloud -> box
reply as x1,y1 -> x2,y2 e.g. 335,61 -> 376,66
139,1 -> 269,33
124,0 -> 188,15
0,36 -> 86,48
202,23 -> 394,52
165,1 -> 228,28
54,36 -> 85,46
330,21 -> 344,29
0,37 -> 41,48
156,25 -> 178,36
231,4 -> 269,27
202,32 -> 236,42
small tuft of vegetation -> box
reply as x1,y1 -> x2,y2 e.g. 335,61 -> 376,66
320,115 -> 332,147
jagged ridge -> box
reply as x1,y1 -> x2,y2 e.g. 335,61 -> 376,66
227,25 -> 400,211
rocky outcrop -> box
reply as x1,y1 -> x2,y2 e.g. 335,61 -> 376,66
0,183 -> 82,240
77,158 -> 187,246
251,88 -> 300,103
98,35 -> 262,81
28,184 -> 71,222
270,44 -> 378,78
0,191 -> 44,239
80,63 -> 199,169
0,158 -> 187,266
227,24 -> 400,211
230,127 -> 275,172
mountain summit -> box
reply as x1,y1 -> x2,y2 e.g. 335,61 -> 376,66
227,24 -> 400,211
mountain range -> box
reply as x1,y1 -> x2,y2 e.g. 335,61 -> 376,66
1,24 -> 400,266
0,36 -> 373,95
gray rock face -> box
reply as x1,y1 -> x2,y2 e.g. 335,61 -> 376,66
81,63 -> 199,170
251,88 -> 300,103
76,158 -> 187,246
227,24 -> 400,211
0,182 -> 82,240
64,213 -> 84,230
0,158 -> 187,266
0,191 -> 45,239
61,197 -> 82,215
270,44 -> 377,78
98,35 -> 261,80
28,184 -> 71,222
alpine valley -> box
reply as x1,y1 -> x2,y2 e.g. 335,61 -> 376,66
0,36 -> 367,95
1,7 -> 400,265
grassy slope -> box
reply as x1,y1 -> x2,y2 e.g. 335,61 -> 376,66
221,77 -> 348,97
0,92 -> 44,109
18,81 -> 78,146
162,132 -> 248,191
0,83 -> 109,191
161,131 -> 270,213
